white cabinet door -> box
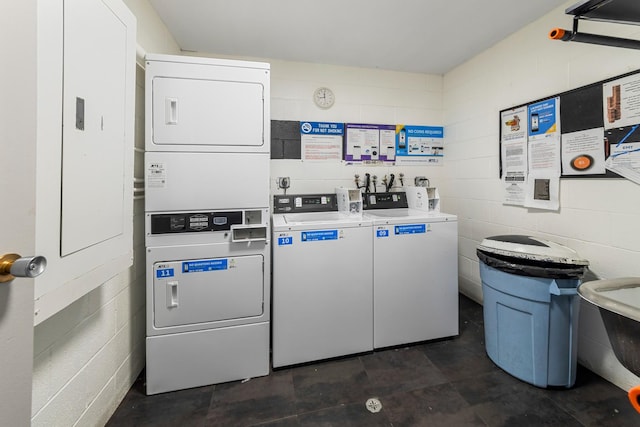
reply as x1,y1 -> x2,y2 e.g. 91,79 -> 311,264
60,0 -> 129,256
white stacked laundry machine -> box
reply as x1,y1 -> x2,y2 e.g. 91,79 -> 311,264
144,54 -> 271,394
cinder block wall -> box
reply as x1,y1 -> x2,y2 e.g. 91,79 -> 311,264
443,1 -> 640,390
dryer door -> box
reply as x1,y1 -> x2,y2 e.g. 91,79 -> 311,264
153,255 -> 264,328
151,77 -> 264,148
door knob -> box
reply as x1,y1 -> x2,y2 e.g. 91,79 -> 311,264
0,253 -> 47,283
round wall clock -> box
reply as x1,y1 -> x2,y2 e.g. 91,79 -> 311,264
313,87 -> 335,109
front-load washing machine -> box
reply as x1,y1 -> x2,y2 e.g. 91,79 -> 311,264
272,193 -> 373,368
363,191 -> 459,349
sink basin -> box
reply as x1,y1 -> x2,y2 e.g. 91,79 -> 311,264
579,277 -> 640,324
578,277 -> 640,413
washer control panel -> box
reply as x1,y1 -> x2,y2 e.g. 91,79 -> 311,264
273,194 -> 337,213
363,192 -> 408,210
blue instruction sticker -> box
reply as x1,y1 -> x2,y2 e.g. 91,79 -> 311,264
301,230 -> 338,242
376,229 -> 389,238
395,224 -> 426,235
156,268 -> 174,278
278,236 -> 293,246
182,259 -> 228,273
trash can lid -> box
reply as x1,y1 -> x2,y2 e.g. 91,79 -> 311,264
477,235 -> 589,266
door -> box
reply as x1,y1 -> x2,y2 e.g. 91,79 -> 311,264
61,0 -> 129,256
152,255 -> 265,328
0,1 -> 37,425
145,56 -> 269,153
151,77 -> 265,147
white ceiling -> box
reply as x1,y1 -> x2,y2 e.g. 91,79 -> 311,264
149,0 -> 569,75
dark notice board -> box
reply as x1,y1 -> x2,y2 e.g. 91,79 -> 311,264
271,120 -> 301,159
499,69 -> 640,179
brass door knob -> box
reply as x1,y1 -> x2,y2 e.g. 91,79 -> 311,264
0,253 -> 47,283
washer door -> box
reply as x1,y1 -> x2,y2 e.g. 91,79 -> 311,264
153,255 -> 264,328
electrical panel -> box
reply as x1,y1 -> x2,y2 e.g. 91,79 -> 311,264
33,0 -> 135,324
60,0 -> 131,256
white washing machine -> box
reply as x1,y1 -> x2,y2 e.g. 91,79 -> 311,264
272,193 -> 373,368
363,190 -> 459,349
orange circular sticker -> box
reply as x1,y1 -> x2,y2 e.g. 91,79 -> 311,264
570,155 -> 593,171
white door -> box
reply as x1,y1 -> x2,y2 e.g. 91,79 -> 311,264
0,1 -> 38,425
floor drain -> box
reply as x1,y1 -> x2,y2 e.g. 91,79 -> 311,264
366,397 -> 382,413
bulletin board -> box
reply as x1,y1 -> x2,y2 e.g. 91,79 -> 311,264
271,120 -> 445,165
499,68 -> 640,181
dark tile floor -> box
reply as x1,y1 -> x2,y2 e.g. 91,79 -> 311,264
108,295 -> 639,426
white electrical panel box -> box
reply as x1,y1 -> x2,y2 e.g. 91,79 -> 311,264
61,0 -> 130,256
33,0 -> 135,324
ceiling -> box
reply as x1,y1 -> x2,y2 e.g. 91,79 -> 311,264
148,0 -> 569,75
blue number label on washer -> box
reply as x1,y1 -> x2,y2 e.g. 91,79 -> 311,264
301,230 -> 338,242
376,229 -> 389,238
156,268 -> 174,278
182,259 -> 228,273
278,236 -> 293,246
395,224 -> 426,235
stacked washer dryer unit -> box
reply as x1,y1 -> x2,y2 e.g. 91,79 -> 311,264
363,187 -> 459,349
144,54 -> 271,395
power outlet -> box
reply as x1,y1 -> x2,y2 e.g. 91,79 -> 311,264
414,176 -> 429,187
277,177 -> 290,190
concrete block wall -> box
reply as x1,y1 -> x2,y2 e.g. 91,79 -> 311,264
264,59 -> 449,196
31,269 -> 145,426
30,65 -> 147,427
443,0 -> 640,390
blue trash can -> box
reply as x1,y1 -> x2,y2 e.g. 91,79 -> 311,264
477,235 -> 589,388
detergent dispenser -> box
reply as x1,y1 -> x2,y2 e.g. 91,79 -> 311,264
405,186 -> 440,213
336,187 -> 363,215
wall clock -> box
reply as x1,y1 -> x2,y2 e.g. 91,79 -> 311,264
313,87 -> 335,109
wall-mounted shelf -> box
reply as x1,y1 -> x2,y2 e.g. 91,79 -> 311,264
549,0 -> 640,50
566,0 -> 640,26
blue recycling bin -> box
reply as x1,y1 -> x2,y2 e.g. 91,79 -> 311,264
477,235 -> 589,388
